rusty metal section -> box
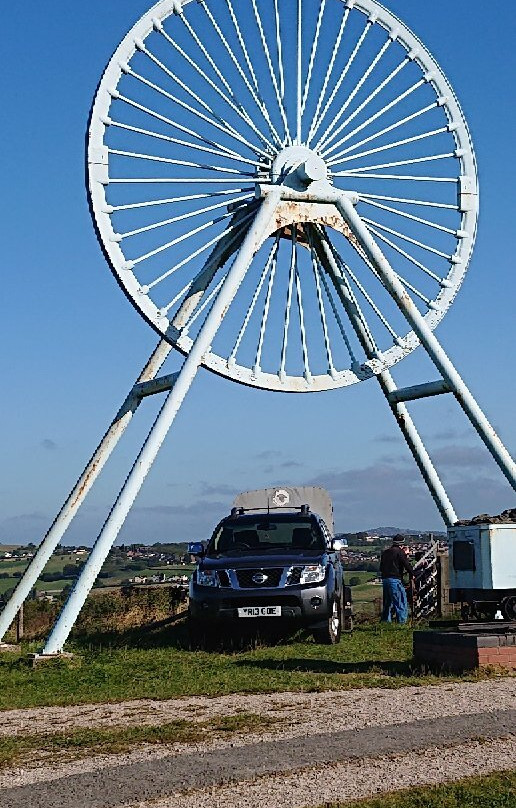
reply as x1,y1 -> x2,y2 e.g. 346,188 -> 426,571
263,200 -> 361,252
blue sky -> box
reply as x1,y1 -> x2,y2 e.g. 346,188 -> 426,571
1,0 -> 515,545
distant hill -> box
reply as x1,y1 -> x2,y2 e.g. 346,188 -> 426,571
335,527 -> 446,540
364,527 -> 445,537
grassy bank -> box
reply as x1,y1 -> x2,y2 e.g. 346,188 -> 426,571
0,623 -> 494,710
323,770 -> 516,808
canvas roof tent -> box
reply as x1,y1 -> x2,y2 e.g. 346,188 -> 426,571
232,486 -> 334,535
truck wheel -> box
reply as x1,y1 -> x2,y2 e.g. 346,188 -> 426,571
313,596 -> 342,645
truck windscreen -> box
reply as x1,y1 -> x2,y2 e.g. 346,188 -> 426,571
208,518 -> 325,555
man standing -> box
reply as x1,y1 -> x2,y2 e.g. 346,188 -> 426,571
380,535 -> 413,624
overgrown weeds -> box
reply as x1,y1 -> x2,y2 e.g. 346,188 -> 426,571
0,712 -> 276,769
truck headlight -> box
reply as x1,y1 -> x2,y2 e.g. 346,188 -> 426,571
287,564 -> 326,585
197,570 -> 219,587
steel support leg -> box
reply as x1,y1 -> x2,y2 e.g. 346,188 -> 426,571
42,191 -> 280,654
334,195 -> 516,490
313,231 -> 457,526
0,339 -> 172,642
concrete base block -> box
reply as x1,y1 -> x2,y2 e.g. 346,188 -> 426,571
27,652 -> 74,668
414,627 -> 516,671
0,643 -> 21,653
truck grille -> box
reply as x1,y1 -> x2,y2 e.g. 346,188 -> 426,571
235,568 -> 283,588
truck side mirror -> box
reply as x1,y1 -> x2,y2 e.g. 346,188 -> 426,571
188,542 -> 205,557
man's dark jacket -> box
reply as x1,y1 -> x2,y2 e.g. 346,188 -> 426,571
380,545 -> 413,581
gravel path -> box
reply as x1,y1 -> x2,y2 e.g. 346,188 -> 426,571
0,710 -> 514,807
0,679 -> 514,807
2,678 -> 515,738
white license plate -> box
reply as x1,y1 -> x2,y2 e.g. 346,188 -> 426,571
237,606 -> 282,618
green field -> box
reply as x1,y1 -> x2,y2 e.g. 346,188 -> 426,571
35,579 -> 74,593
0,554 -> 194,596
0,623 -> 494,711
347,571 -> 377,585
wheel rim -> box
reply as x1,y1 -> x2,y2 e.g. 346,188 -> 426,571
88,0 -> 478,393
330,599 -> 340,636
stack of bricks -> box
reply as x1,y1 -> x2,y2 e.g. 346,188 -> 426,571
414,629 -> 516,671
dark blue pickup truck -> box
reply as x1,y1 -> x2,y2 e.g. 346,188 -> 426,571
188,491 -> 351,643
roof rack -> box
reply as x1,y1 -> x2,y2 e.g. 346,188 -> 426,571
229,504 -> 311,517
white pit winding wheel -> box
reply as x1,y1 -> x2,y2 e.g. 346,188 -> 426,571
1,0 -> 514,653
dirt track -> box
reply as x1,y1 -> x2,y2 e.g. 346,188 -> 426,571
0,678 -> 514,807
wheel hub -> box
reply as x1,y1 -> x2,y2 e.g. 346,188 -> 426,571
270,145 -> 328,191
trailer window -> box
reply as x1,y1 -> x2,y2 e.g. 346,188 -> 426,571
453,541 -> 476,571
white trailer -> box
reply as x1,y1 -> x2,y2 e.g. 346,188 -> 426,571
447,523 -> 516,620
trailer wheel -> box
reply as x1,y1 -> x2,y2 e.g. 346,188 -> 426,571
501,595 -> 516,621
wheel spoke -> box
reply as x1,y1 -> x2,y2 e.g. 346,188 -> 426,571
317,227 -> 378,353
359,193 -> 458,211
321,78 -> 426,159
114,92 -> 251,161
310,241 -> 336,376
199,0 -> 281,149
109,178 -> 252,184
340,259 -> 400,342
308,228 -> 357,365
360,197 -> 458,235
312,22 -> 386,147
328,127 -> 448,168
307,4 -> 352,144
107,119 -> 261,167
149,37 -> 274,152
326,103 -> 439,164
147,210 -> 255,290
294,242 -> 311,380
250,0 -> 291,141
124,67 -> 264,156
318,56 -> 412,153
336,172 -> 457,183
364,223 -> 440,301
301,0 -> 326,117
179,274 -> 226,326
333,152 -> 457,176
296,0 -> 302,144
362,216 -> 454,260
108,148 -> 254,176
134,211 -> 233,266
229,239 -> 278,362
254,239 -> 280,374
223,0 -> 283,145
280,230 -> 297,377
119,194 -> 252,240
156,17 -> 273,149
109,189 -> 253,212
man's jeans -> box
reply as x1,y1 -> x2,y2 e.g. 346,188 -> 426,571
381,577 -> 409,624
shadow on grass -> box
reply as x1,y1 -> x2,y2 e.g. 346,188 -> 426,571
71,614 -> 308,653
233,657 -> 415,677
